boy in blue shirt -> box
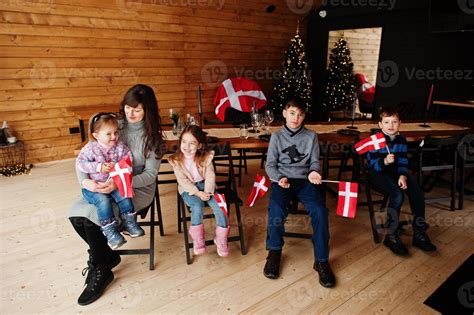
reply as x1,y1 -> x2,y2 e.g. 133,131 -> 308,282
264,98 -> 335,288
368,108 -> 436,256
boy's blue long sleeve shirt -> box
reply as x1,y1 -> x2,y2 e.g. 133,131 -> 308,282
367,133 -> 409,176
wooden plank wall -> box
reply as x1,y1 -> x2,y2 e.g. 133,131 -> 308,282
328,27 -> 382,85
0,0 -> 306,163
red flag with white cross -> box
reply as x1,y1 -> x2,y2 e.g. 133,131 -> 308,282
246,173 -> 269,207
354,133 -> 386,155
213,77 -> 267,122
336,182 -> 358,218
214,193 -> 229,227
109,156 -> 134,198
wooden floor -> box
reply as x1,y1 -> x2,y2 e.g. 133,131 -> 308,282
1,158 -> 473,314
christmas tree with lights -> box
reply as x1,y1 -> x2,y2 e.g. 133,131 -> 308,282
272,23 -> 312,114
323,34 -> 356,112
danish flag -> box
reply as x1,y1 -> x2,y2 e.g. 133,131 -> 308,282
214,77 -> 267,122
246,173 -> 269,207
336,182 -> 358,218
214,193 -> 229,227
354,133 -> 386,155
110,156 -> 134,198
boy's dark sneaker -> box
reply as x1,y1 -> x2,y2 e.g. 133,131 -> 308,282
313,261 -> 336,288
78,262 -> 113,306
263,250 -> 282,279
413,228 -> 437,251
384,233 -> 409,256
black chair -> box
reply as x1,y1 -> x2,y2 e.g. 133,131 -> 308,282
355,148 -> 414,243
177,142 -> 247,264
457,133 -> 474,210
415,135 -> 462,211
115,178 -> 164,270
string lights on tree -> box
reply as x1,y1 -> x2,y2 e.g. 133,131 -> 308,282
272,21 -> 313,114
323,34 -> 356,112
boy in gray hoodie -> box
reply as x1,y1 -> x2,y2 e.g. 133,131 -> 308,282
263,98 -> 335,288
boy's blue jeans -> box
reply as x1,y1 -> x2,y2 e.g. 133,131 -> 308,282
368,170 -> 426,232
181,181 -> 227,228
82,188 -> 134,226
266,179 -> 330,262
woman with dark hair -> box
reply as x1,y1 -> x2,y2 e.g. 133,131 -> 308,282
69,84 -> 165,305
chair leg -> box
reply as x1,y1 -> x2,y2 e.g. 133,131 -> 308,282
234,204 -> 247,255
155,196 -> 165,236
365,183 -> 380,243
451,153 -> 457,211
149,202 -> 155,270
180,198 -> 192,264
459,158 -> 465,210
238,149 -> 243,187
243,149 -> 248,174
177,192 -> 182,234
260,152 -> 266,169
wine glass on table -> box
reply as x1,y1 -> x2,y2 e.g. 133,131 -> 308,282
251,113 -> 262,138
264,109 -> 274,134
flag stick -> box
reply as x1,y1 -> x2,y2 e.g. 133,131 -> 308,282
271,178 -> 341,184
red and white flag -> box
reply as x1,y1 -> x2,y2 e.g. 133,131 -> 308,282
214,193 -> 229,227
214,77 -> 267,122
110,156 -> 134,198
246,173 -> 269,207
336,182 -> 358,218
354,133 -> 386,155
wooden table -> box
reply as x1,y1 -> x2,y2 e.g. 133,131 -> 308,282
164,120 -> 472,149
433,100 -> 474,109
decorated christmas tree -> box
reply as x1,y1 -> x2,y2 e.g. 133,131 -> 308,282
323,34 -> 356,112
272,23 -> 312,114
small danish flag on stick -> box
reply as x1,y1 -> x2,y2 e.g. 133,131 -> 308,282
109,156 -> 134,198
214,193 -> 229,227
336,182 -> 358,219
246,173 -> 269,207
354,133 -> 388,155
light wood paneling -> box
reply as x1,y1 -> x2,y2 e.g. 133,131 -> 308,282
0,0 -> 302,163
